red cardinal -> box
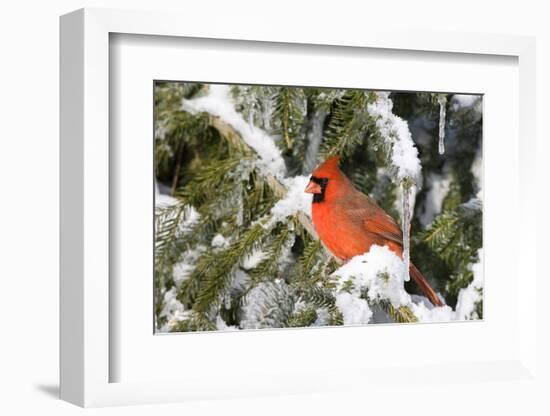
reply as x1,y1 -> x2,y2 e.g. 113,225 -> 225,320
305,156 -> 443,307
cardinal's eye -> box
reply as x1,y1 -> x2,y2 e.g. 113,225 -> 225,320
310,176 -> 329,186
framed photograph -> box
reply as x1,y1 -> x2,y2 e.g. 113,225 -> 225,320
60,7 -> 537,408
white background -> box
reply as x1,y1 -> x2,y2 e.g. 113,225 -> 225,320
1,0 -> 548,415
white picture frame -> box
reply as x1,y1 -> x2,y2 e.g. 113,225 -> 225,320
60,7 -> 538,408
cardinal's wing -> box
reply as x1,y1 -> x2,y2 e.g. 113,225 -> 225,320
338,192 -> 403,247
363,211 -> 403,247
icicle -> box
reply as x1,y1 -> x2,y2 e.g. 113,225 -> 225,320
401,182 -> 412,281
437,94 -> 447,155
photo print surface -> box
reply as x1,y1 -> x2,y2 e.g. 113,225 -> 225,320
154,82 -> 483,333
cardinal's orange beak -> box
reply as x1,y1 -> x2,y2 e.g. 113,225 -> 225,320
304,180 -> 322,194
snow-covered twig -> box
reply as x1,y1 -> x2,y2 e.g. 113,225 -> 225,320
332,244 -> 483,324
183,99 -> 323,252
367,92 -> 422,182
183,85 -> 286,178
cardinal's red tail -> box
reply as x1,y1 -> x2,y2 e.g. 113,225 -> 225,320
410,263 -> 443,307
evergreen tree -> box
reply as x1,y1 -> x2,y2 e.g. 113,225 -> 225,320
154,82 -> 483,332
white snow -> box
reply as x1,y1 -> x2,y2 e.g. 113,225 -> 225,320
155,194 -> 178,208
267,175 -> 313,225
241,249 -> 266,270
211,233 -> 229,248
410,301 -> 454,322
182,84 -> 286,178
367,92 -> 422,182
335,292 -> 373,325
333,245 -> 412,308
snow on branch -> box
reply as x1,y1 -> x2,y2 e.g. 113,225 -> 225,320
335,292 -> 373,326
267,175 -> 312,227
182,89 -> 321,246
367,92 -> 422,183
334,245 -> 412,308
331,244 -> 483,324
182,85 -> 286,178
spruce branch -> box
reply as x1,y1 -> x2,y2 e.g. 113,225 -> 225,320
155,202 -> 193,268
319,90 -> 370,158
249,223 -> 293,283
287,306 -> 318,327
189,223 -> 271,315
273,87 -> 306,153
421,199 -> 482,302
376,300 -> 418,324
169,311 -> 218,332
421,199 -> 482,266
205,114 -> 324,246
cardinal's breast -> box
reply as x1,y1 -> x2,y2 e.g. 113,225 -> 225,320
311,202 -> 374,262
